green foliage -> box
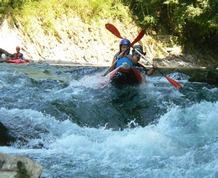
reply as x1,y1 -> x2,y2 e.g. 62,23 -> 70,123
0,0 -> 130,40
140,15 -> 157,28
122,0 -> 159,30
122,0 -> 218,54
0,0 -> 128,22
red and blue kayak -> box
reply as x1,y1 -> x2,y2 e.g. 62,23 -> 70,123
6,58 -> 30,64
109,62 -> 143,86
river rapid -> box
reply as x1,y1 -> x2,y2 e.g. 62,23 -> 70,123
0,62 -> 218,178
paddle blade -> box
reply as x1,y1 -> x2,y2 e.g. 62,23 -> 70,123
130,30 -> 146,47
105,23 -> 122,39
166,76 -> 182,88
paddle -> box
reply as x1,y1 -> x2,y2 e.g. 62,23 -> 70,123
103,23 -> 145,76
105,23 -> 182,88
134,48 -> 182,88
105,23 -> 122,39
105,23 -> 146,47
130,30 -> 146,47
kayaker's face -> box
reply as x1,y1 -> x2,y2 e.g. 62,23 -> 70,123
134,52 -> 140,59
121,45 -> 129,52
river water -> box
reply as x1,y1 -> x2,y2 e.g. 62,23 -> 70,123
0,63 -> 217,178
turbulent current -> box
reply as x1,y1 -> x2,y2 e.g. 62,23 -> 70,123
0,63 -> 218,178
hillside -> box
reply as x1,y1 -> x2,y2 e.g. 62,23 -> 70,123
0,16 -> 199,68
0,17 -> 136,65
0,0 -> 217,68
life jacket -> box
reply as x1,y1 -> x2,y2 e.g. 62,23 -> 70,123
12,52 -> 23,59
116,54 -> 133,68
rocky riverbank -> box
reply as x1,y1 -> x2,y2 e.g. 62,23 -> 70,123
1,15 -> 217,69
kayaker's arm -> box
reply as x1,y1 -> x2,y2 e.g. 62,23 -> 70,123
138,62 -> 157,76
102,51 -> 120,76
147,65 -> 158,76
112,51 -> 120,63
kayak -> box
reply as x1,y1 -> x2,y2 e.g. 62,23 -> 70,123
109,62 -> 143,86
6,59 -> 30,64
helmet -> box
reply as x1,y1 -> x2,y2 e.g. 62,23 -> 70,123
133,45 -> 143,53
120,38 -> 131,46
1,53 -> 6,59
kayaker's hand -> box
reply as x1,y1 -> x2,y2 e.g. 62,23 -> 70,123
117,52 -> 124,59
124,48 -> 129,56
153,64 -> 158,69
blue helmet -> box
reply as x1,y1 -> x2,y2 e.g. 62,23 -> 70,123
120,38 -> 131,46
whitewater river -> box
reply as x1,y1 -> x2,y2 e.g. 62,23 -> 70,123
0,62 -> 217,178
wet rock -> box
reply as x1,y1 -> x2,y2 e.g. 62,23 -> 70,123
0,153 -> 42,178
188,70 -> 218,85
0,122 -> 15,146
173,68 -> 218,85
149,67 -> 218,85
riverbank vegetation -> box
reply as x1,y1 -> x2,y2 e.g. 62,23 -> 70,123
0,0 -> 217,66
123,0 -> 218,59
0,0 -> 129,22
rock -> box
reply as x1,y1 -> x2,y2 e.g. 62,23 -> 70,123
0,153 -> 42,178
177,68 -> 218,85
0,122 -> 15,146
189,70 -> 218,85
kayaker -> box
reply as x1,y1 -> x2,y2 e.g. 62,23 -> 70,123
114,38 -> 138,68
132,45 -> 157,76
103,38 -> 137,76
10,46 -> 24,60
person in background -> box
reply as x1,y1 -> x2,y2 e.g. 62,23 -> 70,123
132,45 -> 157,76
103,38 -> 137,76
10,46 -> 24,60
